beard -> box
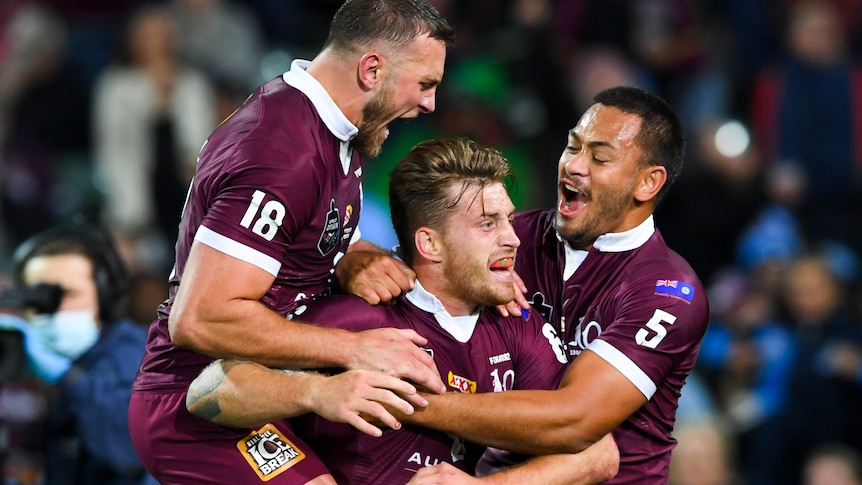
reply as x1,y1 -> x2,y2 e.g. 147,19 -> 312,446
353,82 -> 397,159
554,179 -> 634,249
441,241 -> 515,309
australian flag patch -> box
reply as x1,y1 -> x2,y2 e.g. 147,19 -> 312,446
654,279 -> 694,302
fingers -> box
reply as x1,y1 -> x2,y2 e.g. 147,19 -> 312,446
396,341 -> 445,394
512,269 -> 527,295
317,371 -> 421,437
355,328 -> 446,394
394,327 -> 429,347
340,250 -> 416,305
494,272 -> 530,317
511,270 -> 529,309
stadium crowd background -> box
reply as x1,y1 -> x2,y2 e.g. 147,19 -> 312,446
0,0 -> 861,484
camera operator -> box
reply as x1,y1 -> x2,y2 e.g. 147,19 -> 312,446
0,225 -> 156,485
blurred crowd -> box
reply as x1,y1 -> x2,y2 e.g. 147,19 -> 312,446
0,0 -> 861,484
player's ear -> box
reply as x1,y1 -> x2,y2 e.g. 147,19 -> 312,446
634,165 -> 666,203
358,52 -> 383,91
415,227 -> 443,263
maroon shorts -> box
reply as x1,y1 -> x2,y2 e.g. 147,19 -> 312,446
129,388 -> 331,484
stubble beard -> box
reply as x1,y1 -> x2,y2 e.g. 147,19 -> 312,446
353,83 -> 396,159
554,181 -> 634,249
441,243 -> 514,309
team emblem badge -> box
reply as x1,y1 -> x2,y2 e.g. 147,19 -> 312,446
317,199 -> 341,256
237,423 -> 306,481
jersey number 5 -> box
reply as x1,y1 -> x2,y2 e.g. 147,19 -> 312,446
240,190 -> 285,241
635,309 -> 677,349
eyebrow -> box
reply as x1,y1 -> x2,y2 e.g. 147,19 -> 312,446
568,129 -> 614,150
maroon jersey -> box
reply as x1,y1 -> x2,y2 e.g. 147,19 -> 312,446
134,60 -> 363,390
290,281 -> 568,485
514,209 -> 710,484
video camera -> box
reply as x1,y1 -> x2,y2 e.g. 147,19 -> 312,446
0,283 -> 64,383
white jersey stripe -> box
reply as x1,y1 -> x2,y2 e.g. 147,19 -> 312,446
588,339 -> 657,399
195,225 -> 281,277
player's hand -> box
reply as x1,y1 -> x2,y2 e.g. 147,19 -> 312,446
407,463 -> 482,484
349,327 -> 446,395
336,246 -> 415,305
495,270 -> 529,317
307,370 -> 423,437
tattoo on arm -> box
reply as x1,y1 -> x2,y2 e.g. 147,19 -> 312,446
186,359 -> 239,421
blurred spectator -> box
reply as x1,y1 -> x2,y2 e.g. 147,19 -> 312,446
751,0 -> 862,253
0,4 -> 97,258
803,444 -> 862,485
696,269 -> 797,485
669,418 -> 740,485
774,253 -> 862,484
125,272 -> 167,328
168,0 -> 265,120
92,4 -> 216,269
1,225 -> 155,485
659,119 -> 768,285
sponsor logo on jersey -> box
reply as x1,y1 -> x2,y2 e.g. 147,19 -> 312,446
237,423 -> 306,481
654,279 -> 694,302
343,205 -> 353,226
489,352 -> 511,365
447,371 -> 477,393
317,199 -> 341,256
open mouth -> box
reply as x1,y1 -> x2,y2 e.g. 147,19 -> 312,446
490,257 -> 514,273
560,182 -> 588,215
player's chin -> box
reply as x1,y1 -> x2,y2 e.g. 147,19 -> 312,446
484,287 -> 516,308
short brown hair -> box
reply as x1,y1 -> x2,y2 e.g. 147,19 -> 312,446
389,138 -> 513,265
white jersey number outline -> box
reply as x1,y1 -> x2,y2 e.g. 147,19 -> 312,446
634,309 -> 677,349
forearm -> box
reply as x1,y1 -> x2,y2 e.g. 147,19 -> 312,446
407,391 -> 605,454
170,298 -> 361,369
479,434 -> 619,485
186,359 -> 323,428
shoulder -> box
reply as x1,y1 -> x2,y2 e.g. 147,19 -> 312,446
617,234 -> 710,323
514,209 -> 561,258
630,232 -> 703,286
514,209 -> 555,235
295,294 -> 392,331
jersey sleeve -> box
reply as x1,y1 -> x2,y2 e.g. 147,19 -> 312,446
198,136 -> 325,276
586,271 -> 709,400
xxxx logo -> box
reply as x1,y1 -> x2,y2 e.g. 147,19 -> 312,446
447,371 -> 477,393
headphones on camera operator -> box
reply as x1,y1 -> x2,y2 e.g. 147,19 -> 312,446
0,225 -> 129,383
11,224 -> 130,323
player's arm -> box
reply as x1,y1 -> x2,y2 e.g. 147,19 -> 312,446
336,239 -> 415,304
186,359 -> 423,436
169,241 -> 445,394
407,434 -> 619,485
405,349 -> 647,454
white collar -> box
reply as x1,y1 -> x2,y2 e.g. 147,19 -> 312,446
405,279 -> 479,343
283,60 -> 358,144
560,215 -> 656,280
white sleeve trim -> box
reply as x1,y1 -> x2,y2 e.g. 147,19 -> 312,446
194,225 -> 281,277
587,339 -> 657,399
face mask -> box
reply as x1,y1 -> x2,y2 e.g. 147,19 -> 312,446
0,313 -> 71,384
30,309 -> 100,361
